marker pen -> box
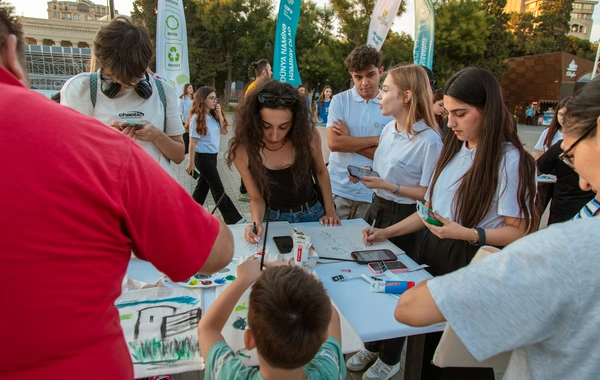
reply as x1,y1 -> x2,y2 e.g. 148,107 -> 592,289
370,280 -> 415,294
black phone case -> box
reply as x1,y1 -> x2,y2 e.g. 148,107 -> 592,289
350,249 -> 396,264
273,236 -> 293,254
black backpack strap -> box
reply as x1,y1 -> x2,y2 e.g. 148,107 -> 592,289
90,72 -> 98,109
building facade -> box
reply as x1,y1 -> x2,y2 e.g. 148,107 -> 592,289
504,0 -> 598,41
46,0 -> 117,22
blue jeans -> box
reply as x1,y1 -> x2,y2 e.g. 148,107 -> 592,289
266,201 -> 324,223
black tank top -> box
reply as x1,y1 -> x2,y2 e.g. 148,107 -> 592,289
264,166 -> 315,210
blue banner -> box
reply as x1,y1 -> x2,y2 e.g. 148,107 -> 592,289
273,0 -> 302,87
413,0 -> 435,70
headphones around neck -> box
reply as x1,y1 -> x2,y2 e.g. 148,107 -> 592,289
99,69 -> 153,99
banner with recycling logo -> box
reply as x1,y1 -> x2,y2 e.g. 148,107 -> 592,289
156,0 -> 190,95
273,0 -> 302,87
413,0 -> 435,70
366,0 -> 403,51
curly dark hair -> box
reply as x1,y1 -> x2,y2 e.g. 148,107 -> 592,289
227,80 -> 317,202
0,3 -> 26,70
344,45 -> 382,73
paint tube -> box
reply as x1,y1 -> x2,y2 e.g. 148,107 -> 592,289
293,233 -> 311,267
369,280 -> 415,294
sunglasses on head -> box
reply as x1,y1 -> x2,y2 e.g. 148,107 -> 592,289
258,92 -> 297,106
559,123 -> 597,169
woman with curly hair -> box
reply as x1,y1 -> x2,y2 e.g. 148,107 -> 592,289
186,86 -> 244,224
228,80 -> 340,243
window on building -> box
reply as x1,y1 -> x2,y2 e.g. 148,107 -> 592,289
78,42 -> 89,48
582,26 -> 587,33
77,4 -> 88,12
64,5 -> 68,10
60,40 -> 73,47
52,11 -> 57,17
53,5 -> 57,10
85,14 -> 92,20
574,3 -> 582,8
74,14 -> 80,20
25,37 -> 38,45
64,13 -> 71,19
583,4 -> 593,9
572,24 -> 580,32
42,39 -> 55,46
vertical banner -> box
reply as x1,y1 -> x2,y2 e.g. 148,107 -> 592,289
156,0 -> 190,95
366,0 -> 403,51
413,0 -> 435,70
273,0 -> 302,87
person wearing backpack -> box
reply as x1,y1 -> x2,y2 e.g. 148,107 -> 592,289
60,16 -> 185,178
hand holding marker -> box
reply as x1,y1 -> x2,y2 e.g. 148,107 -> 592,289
366,219 -> 376,247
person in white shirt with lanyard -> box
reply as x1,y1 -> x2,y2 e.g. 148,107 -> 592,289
346,64 -> 443,380
185,87 -> 244,225
365,67 -> 539,380
60,17 -> 185,178
327,45 -> 394,220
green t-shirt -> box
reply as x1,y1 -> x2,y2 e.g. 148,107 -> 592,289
204,337 -> 345,380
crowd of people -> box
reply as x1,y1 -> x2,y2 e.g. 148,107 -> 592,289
3,6 -> 600,380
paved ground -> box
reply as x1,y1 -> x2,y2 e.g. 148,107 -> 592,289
170,120 -> 546,380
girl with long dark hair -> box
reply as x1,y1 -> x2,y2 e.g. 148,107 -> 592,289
365,67 -> 539,379
185,86 -> 244,224
228,80 -> 340,243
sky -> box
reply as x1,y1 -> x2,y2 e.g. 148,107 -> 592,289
13,0 -> 600,43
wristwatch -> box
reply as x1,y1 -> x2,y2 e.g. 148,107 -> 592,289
392,183 -> 400,195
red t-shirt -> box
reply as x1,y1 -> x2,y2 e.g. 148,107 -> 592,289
0,68 -> 220,379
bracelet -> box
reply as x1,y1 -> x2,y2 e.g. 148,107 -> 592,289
467,228 -> 479,245
392,184 -> 400,195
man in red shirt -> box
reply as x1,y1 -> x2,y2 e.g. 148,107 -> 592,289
0,6 -> 233,379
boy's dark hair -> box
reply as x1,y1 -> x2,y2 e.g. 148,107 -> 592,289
297,83 -> 306,89
93,16 -> 152,86
0,3 -> 26,69
344,45 -> 382,73
248,266 -> 331,369
252,59 -> 270,77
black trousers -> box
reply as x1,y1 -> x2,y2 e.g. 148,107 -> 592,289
417,232 -> 495,380
363,197 -> 426,365
192,152 -> 242,224
239,179 -> 247,194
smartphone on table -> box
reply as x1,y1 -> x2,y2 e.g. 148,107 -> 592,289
351,249 -> 397,264
347,165 -> 380,180
122,120 -> 147,130
416,201 -> 443,227
273,236 -> 293,254
367,261 -> 408,274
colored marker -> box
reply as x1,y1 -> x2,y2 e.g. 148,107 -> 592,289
370,280 -> 415,294
253,222 -> 259,245
341,269 -> 351,273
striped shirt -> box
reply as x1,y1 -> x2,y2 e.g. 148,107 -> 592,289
572,197 -> 600,219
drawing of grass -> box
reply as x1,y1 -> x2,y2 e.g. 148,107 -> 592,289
129,336 -> 200,363
120,313 -> 134,320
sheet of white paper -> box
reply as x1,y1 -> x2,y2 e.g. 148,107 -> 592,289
116,288 -> 204,378
294,219 -> 405,262
227,221 -> 295,259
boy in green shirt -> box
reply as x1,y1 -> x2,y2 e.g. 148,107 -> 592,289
198,257 -> 345,379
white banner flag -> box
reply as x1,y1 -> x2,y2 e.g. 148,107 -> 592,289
366,0 -> 403,51
156,0 -> 190,95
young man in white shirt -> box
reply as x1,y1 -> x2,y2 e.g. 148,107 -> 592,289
327,45 -> 393,220
61,16 -> 185,178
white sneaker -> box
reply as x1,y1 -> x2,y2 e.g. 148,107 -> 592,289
362,358 -> 400,380
346,349 -> 378,372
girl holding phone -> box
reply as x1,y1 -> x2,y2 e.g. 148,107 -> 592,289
365,67 -> 539,379
228,80 -> 340,243
346,64 -> 442,379
185,87 -> 244,224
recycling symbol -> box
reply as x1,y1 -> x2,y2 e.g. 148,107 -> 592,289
166,15 -> 179,30
168,46 -> 180,62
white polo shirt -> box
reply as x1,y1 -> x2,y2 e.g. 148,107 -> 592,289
426,142 -> 524,229
373,120 -> 442,204
61,72 -> 184,177
189,114 -> 221,154
534,128 -> 563,152
327,86 -> 393,203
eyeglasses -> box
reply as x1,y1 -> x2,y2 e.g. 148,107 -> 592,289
258,92 -> 297,106
207,97 -> 218,102
559,123 -> 597,169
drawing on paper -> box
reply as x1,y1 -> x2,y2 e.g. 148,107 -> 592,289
116,289 -> 204,378
160,260 -> 237,289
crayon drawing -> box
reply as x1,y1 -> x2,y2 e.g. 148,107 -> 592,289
116,288 -> 204,378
